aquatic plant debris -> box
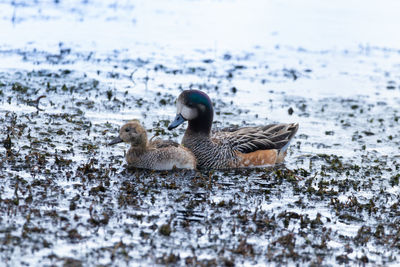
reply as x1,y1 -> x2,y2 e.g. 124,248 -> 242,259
1,0 -> 400,266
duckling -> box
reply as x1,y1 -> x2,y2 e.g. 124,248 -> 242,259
109,120 -> 196,170
168,90 -> 299,169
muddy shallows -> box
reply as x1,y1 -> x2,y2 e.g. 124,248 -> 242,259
1,1 -> 400,266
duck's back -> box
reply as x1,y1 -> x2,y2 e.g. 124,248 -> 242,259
182,123 -> 298,169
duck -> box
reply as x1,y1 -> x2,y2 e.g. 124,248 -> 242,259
167,90 -> 299,169
109,120 -> 196,170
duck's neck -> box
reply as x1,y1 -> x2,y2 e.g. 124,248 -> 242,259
128,143 -> 147,157
187,108 -> 213,136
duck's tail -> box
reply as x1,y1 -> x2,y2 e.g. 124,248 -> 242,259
276,123 -> 299,163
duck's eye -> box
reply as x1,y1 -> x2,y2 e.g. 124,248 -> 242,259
125,128 -> 130,132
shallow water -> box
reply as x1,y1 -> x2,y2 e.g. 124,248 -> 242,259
1,0 -> 400,266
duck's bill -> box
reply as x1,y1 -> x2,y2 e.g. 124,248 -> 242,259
168,114 -> 186,130
108,136 -> 123,145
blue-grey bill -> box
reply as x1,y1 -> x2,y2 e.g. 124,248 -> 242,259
108,136 -> 123,145
168,114 -> 185,130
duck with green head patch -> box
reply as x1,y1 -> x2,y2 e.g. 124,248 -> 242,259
109,120 -> 196,170
168,90 -> 299,169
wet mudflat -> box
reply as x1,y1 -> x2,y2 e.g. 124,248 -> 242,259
1,1 -> 400,266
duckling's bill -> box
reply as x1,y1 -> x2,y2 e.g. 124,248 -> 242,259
108,136 -> 123,145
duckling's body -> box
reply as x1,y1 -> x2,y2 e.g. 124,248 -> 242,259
109,121 -> 196,170
168,90 -> 298,169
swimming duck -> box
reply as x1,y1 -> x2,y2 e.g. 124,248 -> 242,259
109,120 -> 196,170
168,90 -> 299,169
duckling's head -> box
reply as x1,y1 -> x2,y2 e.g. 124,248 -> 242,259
168,90 -> 213,134
109,121 -> 147,147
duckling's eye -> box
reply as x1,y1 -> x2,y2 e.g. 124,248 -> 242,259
125,128 -> 130,132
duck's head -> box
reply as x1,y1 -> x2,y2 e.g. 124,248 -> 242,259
109,120 -> 147,147
168,90 -> 214,134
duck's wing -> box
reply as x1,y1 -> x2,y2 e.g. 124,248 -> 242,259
149,137 -> 180,148
213,123 -> 299,153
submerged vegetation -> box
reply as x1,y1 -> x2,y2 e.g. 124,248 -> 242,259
1,48 -> 399,265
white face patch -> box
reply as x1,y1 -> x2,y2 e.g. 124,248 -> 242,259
181,105 -> 198,120
177,99 -> 198,120
176,100 -> 183,114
